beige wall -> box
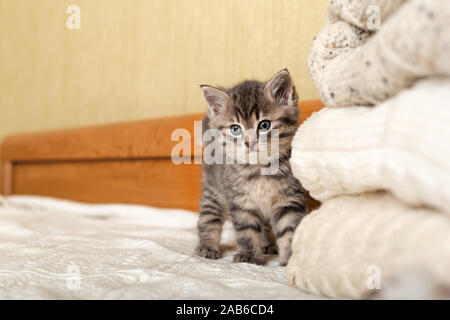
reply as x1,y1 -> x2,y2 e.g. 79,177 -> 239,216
0,0 -> 328,140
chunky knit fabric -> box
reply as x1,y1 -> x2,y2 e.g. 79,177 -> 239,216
287,192 -> 450,299
291,79 -> 450,214
287,0 -> 450,299
309,0 -> 450,108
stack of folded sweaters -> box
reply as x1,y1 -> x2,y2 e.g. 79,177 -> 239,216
287,0 -> 450,299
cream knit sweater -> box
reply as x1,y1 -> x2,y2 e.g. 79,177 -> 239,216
291,79 -> 450,214
309,0 -> 450,108
287,0 -> 450,299
287,192 -> 450,299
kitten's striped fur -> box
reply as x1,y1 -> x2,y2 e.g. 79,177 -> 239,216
196,69 -> 307,266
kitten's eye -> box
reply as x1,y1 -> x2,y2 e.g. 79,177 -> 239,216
258,120 -> 271,132
230,124 -> 242,136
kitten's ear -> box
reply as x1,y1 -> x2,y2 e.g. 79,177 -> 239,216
264,69 -> 295,106
200,85 -> 231,117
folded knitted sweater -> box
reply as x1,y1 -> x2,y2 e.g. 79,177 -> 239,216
291,79 -> 450,214
309,0 -> 450,108
287,192 -> 450,299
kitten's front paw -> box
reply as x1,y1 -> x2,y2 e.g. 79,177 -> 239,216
278,245 -> 293,266
279,252 -> 292,266
262,244 -> 278,255
195,246 -> 221,259
233,253 -> 265,265
279,259 -> 289,267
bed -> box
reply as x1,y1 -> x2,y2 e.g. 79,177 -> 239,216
0,100 -> 324,300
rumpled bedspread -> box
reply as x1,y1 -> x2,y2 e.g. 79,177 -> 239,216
0,195 -> 317,300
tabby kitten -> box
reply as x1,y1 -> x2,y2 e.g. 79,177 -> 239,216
195,69 -> 307,266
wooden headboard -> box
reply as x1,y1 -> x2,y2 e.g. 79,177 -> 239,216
0,100 -> 324,212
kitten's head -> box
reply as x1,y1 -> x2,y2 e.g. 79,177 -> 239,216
200,69 -> 299,164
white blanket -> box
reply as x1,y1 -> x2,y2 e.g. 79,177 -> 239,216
0,195 -> 317,300
291,79 -> 450,214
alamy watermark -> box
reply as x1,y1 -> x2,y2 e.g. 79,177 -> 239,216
171,121 -> 280,176
366,265 -> 382,290
66,264 -> 81,290
66,5 -> 81,30
366,5 -> 381,31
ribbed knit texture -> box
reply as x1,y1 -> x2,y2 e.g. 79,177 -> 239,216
287,192 -> 450,299
291,79 -> 450,213
288,0 -> 450,299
